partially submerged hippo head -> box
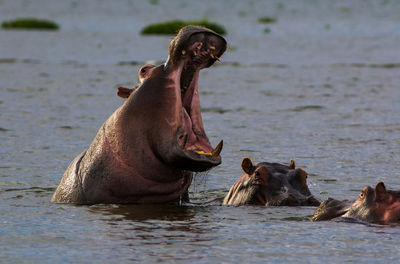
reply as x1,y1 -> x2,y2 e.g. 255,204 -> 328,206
311,182 -> 400,224
223,158 -> 320,206
52,26 -> 226,204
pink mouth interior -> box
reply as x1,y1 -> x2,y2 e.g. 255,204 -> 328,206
180,71 -> 213,153
175,37 -> 223,155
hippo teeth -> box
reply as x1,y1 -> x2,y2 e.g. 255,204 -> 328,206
211,140 -> 223,157
194,150 -> 212,156
209,53 -> 221,61
183,140 -> 222,157
185,148 -> 212,156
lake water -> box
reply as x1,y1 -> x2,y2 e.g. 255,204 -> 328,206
1,0 -> 400,263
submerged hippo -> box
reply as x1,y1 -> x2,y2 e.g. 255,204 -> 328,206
117,64 -> 156,99
52,26 -> 226,204
223,158 -> 320,206
311,181 -> 400,224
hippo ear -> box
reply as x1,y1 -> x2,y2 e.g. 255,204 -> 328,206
117,86 -> 136,99
289,159 -> 295,169
375,181 -> 387,202
294,168 -> 307,185
241,158 -> 254,174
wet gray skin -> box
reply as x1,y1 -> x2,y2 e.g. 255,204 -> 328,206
311,182 -> 400,224
52,26 -> 226,205
223,158 -> 320,206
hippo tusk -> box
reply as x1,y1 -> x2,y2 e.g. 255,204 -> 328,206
209,45 -> 216,50
214,55 -> 221,61
212,140 -> 223,156
181,49 -> 186,55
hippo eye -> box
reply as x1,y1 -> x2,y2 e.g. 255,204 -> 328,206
141,68 -> 147,74
359,192 -> 365,199
255,171 -> 260,177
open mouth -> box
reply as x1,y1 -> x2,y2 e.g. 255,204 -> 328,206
180,40 -> 221,95
173,31 -> 226,171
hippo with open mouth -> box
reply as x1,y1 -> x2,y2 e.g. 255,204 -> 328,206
52,26 -> 226,204
223,158 -> 320,206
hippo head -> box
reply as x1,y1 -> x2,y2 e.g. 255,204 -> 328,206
118,26 -> 226,173
312,182 -> 400,224
223,158 -> 320,206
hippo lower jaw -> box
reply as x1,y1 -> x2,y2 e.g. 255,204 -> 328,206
171,69 -> 223,172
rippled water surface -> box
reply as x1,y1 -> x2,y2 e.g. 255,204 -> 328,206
1,0 -> 400,263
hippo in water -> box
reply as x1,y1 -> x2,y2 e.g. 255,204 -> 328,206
52,26 -> 226,204
223,158 -> 320,206
117,64 -> 156,99
311,181 -> 400,224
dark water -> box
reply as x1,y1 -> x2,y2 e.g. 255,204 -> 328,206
1,0 -> 400,263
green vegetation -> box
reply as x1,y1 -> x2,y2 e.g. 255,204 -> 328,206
1,18 -> 59,30
340,7 -> 351,13
141,19 -> 226,35
263,27 -> 271,34
258,16 -> 277,24
276,3 -> 285,10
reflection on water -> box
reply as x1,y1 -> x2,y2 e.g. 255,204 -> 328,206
88,204 -> 197,222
